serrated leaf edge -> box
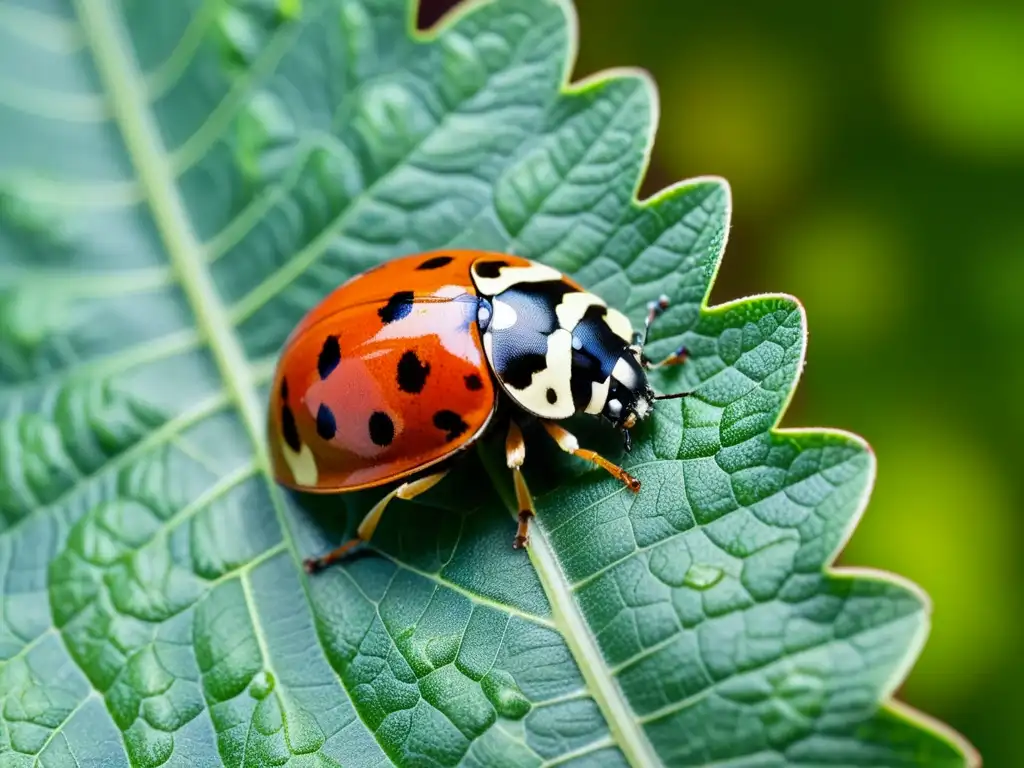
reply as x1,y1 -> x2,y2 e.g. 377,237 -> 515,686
64,0 -> 984,764
428,0 -> 983,765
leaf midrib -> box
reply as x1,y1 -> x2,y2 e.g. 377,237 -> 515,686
480,449 -> 660,768
74,1 -> 387,761
75,2 -> 660,767
71,0 -> 269,470
73,0 -> 344,749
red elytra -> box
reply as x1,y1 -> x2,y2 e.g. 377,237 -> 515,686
268,250 -> 522,493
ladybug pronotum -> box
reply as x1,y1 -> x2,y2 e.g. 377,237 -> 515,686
268,250 -> 690,572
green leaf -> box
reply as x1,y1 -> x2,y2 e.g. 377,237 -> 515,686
0,0 -> 979,766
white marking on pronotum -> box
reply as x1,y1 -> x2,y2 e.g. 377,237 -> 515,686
483,331 -> 495,366
471,261 -> 564,296
604,307 -> 634,343
282,439 -> 319,487
491,300 -> 518,331
612,357 -> 638,389
585,377 -> 611,415
555,291 -> 605,331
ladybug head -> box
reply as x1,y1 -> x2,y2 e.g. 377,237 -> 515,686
601,346 -> 656,448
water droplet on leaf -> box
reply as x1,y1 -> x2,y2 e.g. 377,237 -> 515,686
683,563 -> 723,590
249,670 -> 275,700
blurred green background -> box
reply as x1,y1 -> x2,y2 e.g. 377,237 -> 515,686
453,0 -> 1024,763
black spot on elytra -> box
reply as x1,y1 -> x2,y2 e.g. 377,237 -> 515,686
433,410 -> 469,442
318,335 -> 341,379
280,377 -> 289,401
378,291 -> 415,324
546,387 -> 557,404
474,260 -> 508,279
502,352 -> 547,390
281,404 -> 301,452
316,404 -> 336,440
368,411 -> 395,447
417,255 -> 453,270
397,351 -> 430,393
464,373 -> 483,391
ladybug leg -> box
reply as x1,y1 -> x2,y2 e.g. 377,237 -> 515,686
540,421 -> 641,493
506,420 -> 535,549
648,345 -> 689,369
302,470 -> 449,573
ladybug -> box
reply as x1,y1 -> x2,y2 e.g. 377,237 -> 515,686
268,250 -> 689,572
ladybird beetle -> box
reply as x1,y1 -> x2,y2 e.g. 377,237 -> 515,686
267,250 -> 690,572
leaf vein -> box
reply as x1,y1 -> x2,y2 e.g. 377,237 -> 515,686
373,549 -> 556,629
228,30 -> 549,324
30,692 -> 99,765
169,17 -> 307,174
635,608 -> 922,727
0,391 -> 229,539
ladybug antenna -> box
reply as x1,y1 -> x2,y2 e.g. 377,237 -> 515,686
637,294 -> 691,371
641,294 -> 670,350
652,391 -> 691,401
